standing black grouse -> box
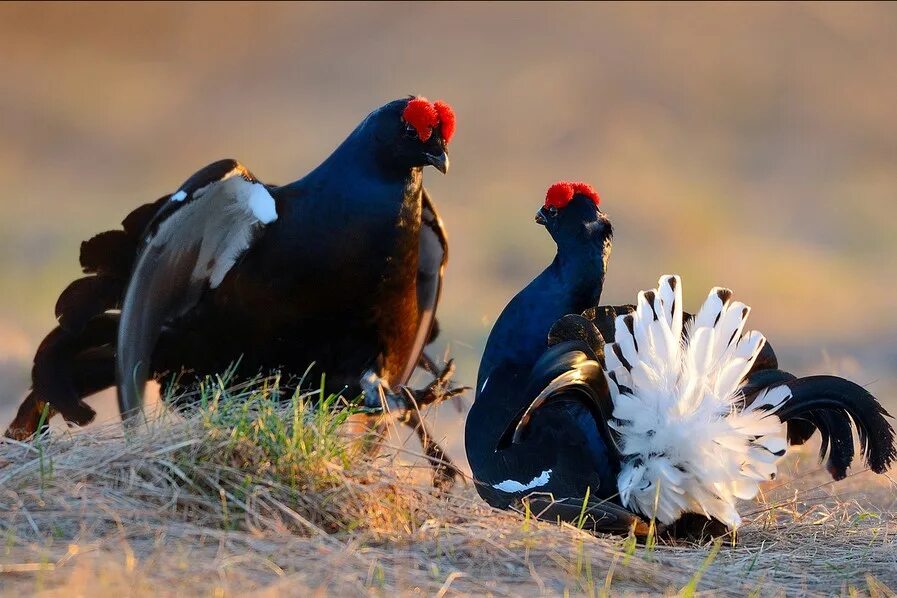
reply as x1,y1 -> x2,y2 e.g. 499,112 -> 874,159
7,97 -> 461,479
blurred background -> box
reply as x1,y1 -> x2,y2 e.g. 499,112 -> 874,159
1,2 -> 895,469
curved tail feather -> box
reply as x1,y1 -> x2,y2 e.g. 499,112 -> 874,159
9,197 -> 167,438
773,375 -> 895,478
55,275 -> 124,333
740,367 -> 820,449
79,229 -> 138,276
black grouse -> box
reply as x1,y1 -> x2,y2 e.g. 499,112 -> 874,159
466,186 -> 896,536
7,97 -> 462,483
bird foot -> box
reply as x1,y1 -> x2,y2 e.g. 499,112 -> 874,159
361,359 -> 468,420
404,358 -> 469,412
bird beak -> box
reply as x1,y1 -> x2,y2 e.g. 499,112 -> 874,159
534,208 -> 548,225
425,151 -> 450,174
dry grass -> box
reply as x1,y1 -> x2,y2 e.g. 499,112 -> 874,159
0,379 -> 895,596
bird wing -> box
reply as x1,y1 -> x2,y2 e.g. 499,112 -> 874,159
399,187 -> 448,384
581,305 -> 636,344
500,340 -> 619,457
116,159 -> 278,419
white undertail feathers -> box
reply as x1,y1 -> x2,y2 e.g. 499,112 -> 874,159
605,275 -> 792,527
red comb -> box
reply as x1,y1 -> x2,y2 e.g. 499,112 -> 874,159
402,98 -> 439,142
434,100 -> 455,143
544,181 -> 601,209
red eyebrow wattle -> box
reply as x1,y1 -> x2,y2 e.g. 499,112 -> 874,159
570,182 -> 600,206
434,100 -> 455,143
545,182 -> 575,209
402,98 -> 439,142
544,181 -> 601,209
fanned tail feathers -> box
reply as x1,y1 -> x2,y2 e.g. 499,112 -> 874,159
605,275 -> 895,527
17,197 -> 168,436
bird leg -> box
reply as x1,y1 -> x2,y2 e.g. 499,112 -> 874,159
360,365 -> 466,489
417,353 -> 468,414
395,387 -> 459,490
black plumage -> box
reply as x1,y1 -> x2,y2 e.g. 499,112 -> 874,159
752,374 -> 895,478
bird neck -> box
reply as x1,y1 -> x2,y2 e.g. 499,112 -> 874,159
320,129 -> 381,178
552,240 -> 608,306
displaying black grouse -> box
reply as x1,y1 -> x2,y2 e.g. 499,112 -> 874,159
7,97 -> 461,482
466,186 -> 896,537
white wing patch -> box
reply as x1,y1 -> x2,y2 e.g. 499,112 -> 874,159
247,182 -> 277,224
172,169 -> 275,223
493,469 -> 552,493
607,275 -> 791,528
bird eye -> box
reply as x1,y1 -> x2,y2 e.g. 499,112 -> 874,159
548,207 -> 559,217
403,124 -> 418,138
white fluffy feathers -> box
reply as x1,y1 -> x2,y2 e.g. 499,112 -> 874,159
605,275 -> 791,527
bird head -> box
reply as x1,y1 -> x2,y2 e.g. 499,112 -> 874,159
535,181 -> 612,250
369,96 -> 454,175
